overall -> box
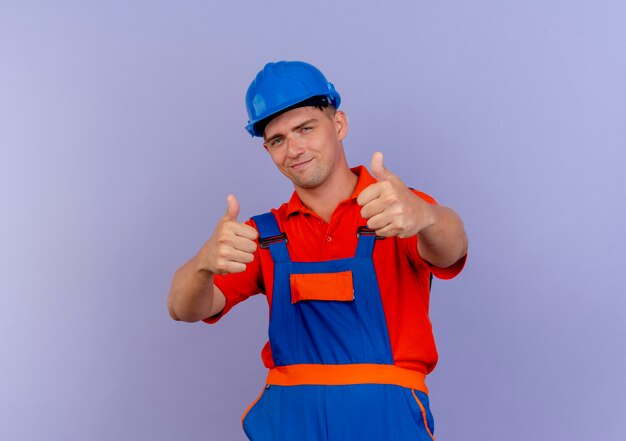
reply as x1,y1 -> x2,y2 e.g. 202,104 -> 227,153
242,212 -> 435,441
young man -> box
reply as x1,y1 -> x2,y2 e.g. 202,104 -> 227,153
168,61 -> 468,440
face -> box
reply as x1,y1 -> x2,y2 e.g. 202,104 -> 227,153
263,106 -> 348,190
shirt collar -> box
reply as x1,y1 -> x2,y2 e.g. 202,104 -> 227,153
285,165 -> 376,217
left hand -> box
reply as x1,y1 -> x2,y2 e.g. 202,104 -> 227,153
357,152 -> 435,238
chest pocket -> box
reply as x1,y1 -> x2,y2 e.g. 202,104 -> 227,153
290,271 -> 355,303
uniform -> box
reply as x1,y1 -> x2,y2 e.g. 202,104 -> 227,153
205,166 -> 466,440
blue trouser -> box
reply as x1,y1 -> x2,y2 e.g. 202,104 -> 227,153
242,213 -> 435,440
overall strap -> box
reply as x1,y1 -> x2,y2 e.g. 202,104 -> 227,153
355,227 -> 381,257
251,212 -> 290,263
356,226 -> 434,291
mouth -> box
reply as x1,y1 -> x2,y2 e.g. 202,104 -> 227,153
289,157 -> 314,171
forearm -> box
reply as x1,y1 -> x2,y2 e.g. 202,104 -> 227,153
167,255 -> 224,322
168,197 -> 258,322
417,205 -> 468,268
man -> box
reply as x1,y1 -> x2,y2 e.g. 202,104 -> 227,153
168,61 -> 468,440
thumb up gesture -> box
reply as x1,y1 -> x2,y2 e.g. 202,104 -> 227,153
357,152 -> 434,238
200,195 -> 259,274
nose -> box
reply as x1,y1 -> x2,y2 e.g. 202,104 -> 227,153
285,135 -> 305,158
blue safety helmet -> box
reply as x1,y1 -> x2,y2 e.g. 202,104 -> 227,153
245,61 -> 341,137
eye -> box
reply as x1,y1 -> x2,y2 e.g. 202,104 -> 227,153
300,126 -> 312,134
269,137 -> 284,147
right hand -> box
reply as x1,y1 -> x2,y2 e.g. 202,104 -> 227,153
200,195 -> 259,274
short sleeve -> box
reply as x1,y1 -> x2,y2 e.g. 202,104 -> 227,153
428,253 -> 467,280
202,219 -> 265,324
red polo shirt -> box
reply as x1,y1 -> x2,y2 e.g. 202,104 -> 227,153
206,166 -> 466,374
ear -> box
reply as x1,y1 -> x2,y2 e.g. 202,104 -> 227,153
334,110 -> 348,141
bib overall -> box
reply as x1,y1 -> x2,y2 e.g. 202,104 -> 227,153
241,212 -> 435,441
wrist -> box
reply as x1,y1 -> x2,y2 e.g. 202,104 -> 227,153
192,254 -> 215,279
413,196 -> 438,236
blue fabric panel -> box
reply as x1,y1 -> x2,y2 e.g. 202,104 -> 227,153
269,254 -> 393,365
252,211 -> 393,365
252,212 -> 290,263
354,234 -> 375,257
245,212 -> 431,439
242,384 -> 435,441
252,212 -> 281,238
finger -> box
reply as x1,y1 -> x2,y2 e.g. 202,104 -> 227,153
231,222 -> 259,241
225,194 -> 240,220
356,182 -> 383,206
220,248 -> 256,265
212,245 -> 254,273
370,151 -> 393,181
215,261 -> 247,275
359,197 -> 388,220
373,223 -> 402,238
365,212 -> 393,232
229,235 -> 258,254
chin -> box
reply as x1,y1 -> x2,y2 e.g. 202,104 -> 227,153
296,181 -> 319,190
293,172 -> 327,189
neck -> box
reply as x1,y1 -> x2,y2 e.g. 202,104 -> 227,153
295,165 -> 358,223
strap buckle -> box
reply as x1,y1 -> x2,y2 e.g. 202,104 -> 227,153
356,226 -> 384,239
259,233 -> 288,249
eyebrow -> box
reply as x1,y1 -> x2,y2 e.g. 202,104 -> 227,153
264,118 -> 319,143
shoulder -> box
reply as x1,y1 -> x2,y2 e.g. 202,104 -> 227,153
245,202 -> 290,230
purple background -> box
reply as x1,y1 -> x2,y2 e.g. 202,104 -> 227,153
2,1 -> 625,440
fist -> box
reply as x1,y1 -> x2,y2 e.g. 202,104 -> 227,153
201,195 -> 259,274
356,152 -> 434,238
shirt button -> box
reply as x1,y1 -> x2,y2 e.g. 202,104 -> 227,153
326,236 -> 332,242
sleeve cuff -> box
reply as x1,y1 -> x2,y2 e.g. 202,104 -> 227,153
429,252 -> 467,280
201,278 -> 236,324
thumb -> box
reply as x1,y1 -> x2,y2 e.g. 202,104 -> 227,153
225,194 -> 240,221
370,151 -> 393,181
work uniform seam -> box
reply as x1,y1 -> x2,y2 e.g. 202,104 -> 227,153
411,389 -> 435,440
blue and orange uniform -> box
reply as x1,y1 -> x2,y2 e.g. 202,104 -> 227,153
206,166 -> 466,440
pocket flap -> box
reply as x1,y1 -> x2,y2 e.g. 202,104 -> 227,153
290,271 -> 354,303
